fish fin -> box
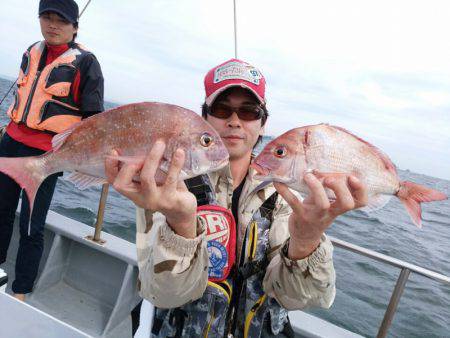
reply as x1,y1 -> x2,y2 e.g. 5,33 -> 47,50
51,122 -> 82,151
105,155 -> 146,165
397,181 -> 447,228
65,171 -> 107,190
360,194 -> 392,213
0,156 -> 47,231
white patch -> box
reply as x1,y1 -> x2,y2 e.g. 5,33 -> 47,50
214,61 -> 262,85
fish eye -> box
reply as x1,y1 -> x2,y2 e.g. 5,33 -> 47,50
200,133 -> 213,147
274,146 -> 287,158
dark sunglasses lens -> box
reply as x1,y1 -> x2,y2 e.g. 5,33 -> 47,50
238,106 -> 263,121
210,103 -> 232,119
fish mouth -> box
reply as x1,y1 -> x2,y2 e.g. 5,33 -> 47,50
215,157 -> 229,170
250,162 -> 270,176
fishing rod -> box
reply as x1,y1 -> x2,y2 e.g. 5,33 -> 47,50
233,0 -> 238,58
0,0 -> 94,108
79,0 -> 92,18
0,80 -> 17,106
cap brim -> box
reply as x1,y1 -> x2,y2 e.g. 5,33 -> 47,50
39,8 -> 77,23
205,83 -> 265,106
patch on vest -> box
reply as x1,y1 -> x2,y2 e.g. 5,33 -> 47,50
197,205 -> 236,282
207,241 -> 228,279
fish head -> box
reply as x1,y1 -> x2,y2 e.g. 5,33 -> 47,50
251,128 -> 307,186
166,118 -> 229,179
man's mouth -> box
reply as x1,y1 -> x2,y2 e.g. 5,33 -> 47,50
222,134 -> 244,140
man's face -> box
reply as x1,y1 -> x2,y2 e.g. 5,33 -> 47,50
206,87 -> 265,161
39,12 -> 77,45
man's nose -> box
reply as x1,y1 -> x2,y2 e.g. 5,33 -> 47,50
226,112 -> 241,128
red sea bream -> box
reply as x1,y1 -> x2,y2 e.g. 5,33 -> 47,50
251,124 -> 447,227
0,102 -> 229,220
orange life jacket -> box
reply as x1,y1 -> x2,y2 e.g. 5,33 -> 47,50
6,41 -> 91,134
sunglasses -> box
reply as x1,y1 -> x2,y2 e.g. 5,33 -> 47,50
207,102 -> 265,121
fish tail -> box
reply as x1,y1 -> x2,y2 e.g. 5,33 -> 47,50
397,181 -> 447,228
0,156 -> 48,232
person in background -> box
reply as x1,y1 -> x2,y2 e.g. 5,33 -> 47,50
0,0 -> 104,301
106,59 -> 368,337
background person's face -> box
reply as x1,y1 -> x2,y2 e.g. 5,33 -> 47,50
206,88 -> 264,161
39,12 -> 77,45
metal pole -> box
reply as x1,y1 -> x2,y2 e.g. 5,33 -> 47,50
87,183 -> 109,244
233,0 -> 238,58
377,268 -> 411,338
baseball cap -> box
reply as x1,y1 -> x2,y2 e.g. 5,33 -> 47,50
204,59 -> 266,106
39,0 -> 79,24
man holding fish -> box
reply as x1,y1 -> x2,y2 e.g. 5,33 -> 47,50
106,59 -> 369,337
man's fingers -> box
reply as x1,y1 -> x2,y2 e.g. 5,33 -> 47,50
165,149 -> 185,188
140,140 -> 166,190
274,182 -> 303,214
177,180 -> 188,191
348,175 -> 368,208
113,162 -> 142,193
305,173 -> 330,210
105,149 -> 120,183
324,176 -> 355,214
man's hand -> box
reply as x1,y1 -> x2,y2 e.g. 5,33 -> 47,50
105,140 -> 198,238
274,172 -> 368,260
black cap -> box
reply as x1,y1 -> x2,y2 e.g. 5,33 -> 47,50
39,0 -> 79,24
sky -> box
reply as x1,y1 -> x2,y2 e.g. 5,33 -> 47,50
0,0 -> 449,180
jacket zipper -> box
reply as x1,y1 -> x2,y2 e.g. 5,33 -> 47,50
21,71 -> 41,124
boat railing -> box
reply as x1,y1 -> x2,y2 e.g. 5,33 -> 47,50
89,185 -> 450,338
329,235 -> 450,338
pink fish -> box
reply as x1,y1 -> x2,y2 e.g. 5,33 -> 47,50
0,102 -> 229,220
251,124 -> 447,227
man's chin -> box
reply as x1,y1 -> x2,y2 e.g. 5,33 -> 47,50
227,149 -> 251,161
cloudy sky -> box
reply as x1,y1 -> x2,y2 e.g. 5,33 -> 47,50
0,0 -> 449,180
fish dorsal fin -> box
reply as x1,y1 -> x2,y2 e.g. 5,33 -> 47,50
65,171 -> 107,190
51,122 -> 82,151
331,125 -> 397,176
360,194 -> 392,213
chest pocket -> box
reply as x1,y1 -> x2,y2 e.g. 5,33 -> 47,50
239,191 -> 279,280
45,64 -> 76,97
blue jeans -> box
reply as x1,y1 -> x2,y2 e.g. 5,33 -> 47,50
0,132 -> 60,294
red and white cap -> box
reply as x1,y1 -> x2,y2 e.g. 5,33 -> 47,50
204,58 -> 266,106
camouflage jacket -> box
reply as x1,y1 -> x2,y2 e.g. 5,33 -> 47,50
135,165 -> 336,337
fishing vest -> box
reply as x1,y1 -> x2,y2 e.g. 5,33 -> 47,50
6,41 -> 89,134
151,175 -> 292,338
